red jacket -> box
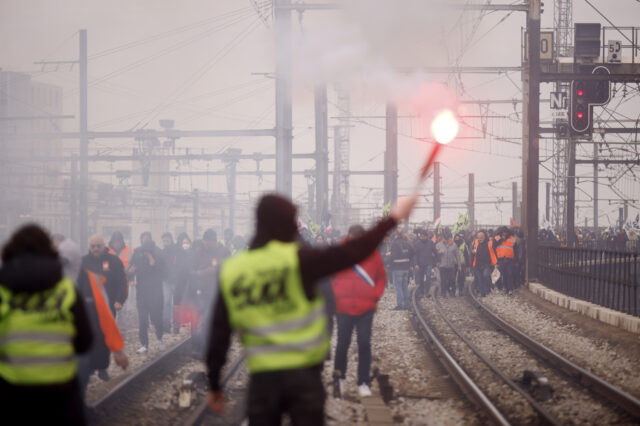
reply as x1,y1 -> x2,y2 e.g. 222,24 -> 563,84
332,250 -> 386,316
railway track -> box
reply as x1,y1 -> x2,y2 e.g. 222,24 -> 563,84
410,287 -> 640,425
90,337 -> 207,425
183,353 -> 247,426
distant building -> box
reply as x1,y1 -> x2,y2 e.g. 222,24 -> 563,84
0,71 -> 66,241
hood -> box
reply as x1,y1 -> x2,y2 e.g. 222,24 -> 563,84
0,254 -> 63,292
250,194 -> 298,249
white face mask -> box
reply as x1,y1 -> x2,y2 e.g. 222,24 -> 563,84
182,243 -> 191,250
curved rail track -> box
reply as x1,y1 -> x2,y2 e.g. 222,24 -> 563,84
183,353 -> 247,426
410,287 -> 640,425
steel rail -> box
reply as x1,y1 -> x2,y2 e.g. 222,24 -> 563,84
469,290 -> 640,419
90,336 -> 192,410
409,289 -> 510,426
430,295 -> 560,426
183,353 -> 246,426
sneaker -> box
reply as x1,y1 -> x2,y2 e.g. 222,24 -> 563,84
392,306 -> 404,311
97,369 -> 110,381
158,341 -> 166,351
358,383 -> 372,397
136,346 -> 148,354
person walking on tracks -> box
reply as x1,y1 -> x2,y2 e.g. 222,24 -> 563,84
205,193 -> 417,425
130,232 -> 166,353
412,229 -> 438,298
79,235 -> 127,381
332,224 -> 387,398
389,229 -> 414,310
0,224 -> 94,425
472,231 -> 497,297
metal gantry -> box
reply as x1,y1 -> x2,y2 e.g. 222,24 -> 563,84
552,0 -> 573,230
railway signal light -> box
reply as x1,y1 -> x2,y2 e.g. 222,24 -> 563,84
569,66 -> 611,136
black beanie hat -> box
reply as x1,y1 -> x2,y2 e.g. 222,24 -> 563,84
250,194 -> 298,249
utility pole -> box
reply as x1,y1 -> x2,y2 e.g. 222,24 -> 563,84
512,182 -> 518,222
79,29 -> 89,251
468,173 -> 475,228
384,103 -> 398,207
70,157 -> 78,241
593,143 -> 599,236
192,189 -> 199,240
434,162 -> 441,221
314,84 -> 328,226
524,0 -> 541,280
566,136 -> 576,244
223,149 -> 240,234
545,182 -> 550,222
274,0 -> 293,197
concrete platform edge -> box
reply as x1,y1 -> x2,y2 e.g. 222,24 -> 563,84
527,282 -> 640,334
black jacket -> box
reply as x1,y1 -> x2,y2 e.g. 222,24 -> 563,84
389,237 -> 414,271
131,242 -> 166,293
412,238 -> 438,267
79,249 -> 127,311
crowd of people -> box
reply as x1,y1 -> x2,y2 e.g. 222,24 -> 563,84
0,222 -> 248,424
9,190 -> 631,425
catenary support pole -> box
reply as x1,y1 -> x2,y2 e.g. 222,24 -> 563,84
593,143 -> 599,236
384,103 -> 398,207
314,84 -> 328,225
434,162 -> 441,222
524,0 -> 541,280
274,0 -> 293,197
468,173 -> 475,228
567,136 -> 576,244
193,189 -> 199,240
79,29 -> 88,252
512,182 -> 518,223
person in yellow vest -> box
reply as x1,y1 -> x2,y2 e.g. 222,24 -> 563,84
205,193 -> 417,424
494,227 -> 517,295
0,224 -> 93,425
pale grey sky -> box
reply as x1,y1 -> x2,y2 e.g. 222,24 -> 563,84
1,0 -> 639,229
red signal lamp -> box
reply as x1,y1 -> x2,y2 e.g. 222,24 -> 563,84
577,112 -> 584,119
577,89 -> 584,96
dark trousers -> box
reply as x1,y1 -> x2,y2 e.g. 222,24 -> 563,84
415,264 -> 433,297
440,267 -> 455,297
334,310 -> 374,386
137,286 -> 164,347
456,267 -> 466,295
474,266 -> 492,296
248,365 -> 325,426
499,259 -> 515,292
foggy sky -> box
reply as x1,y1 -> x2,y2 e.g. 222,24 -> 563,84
1,0 -> 639,232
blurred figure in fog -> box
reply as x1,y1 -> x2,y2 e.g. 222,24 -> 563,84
173,233 -> 193,334
436,228 -> 461,298
472,231 -> 497,297
190,230 -> 228,355
389,229 -> 414,309
161,232 -> 180,333
78,234 -> 127,381
494,227 -> 516,295
454,233 -> 470,296
0,224 -> 93,425
412,229 -> 438,298
108,231 -> 134,286
130,232 -> 166,354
